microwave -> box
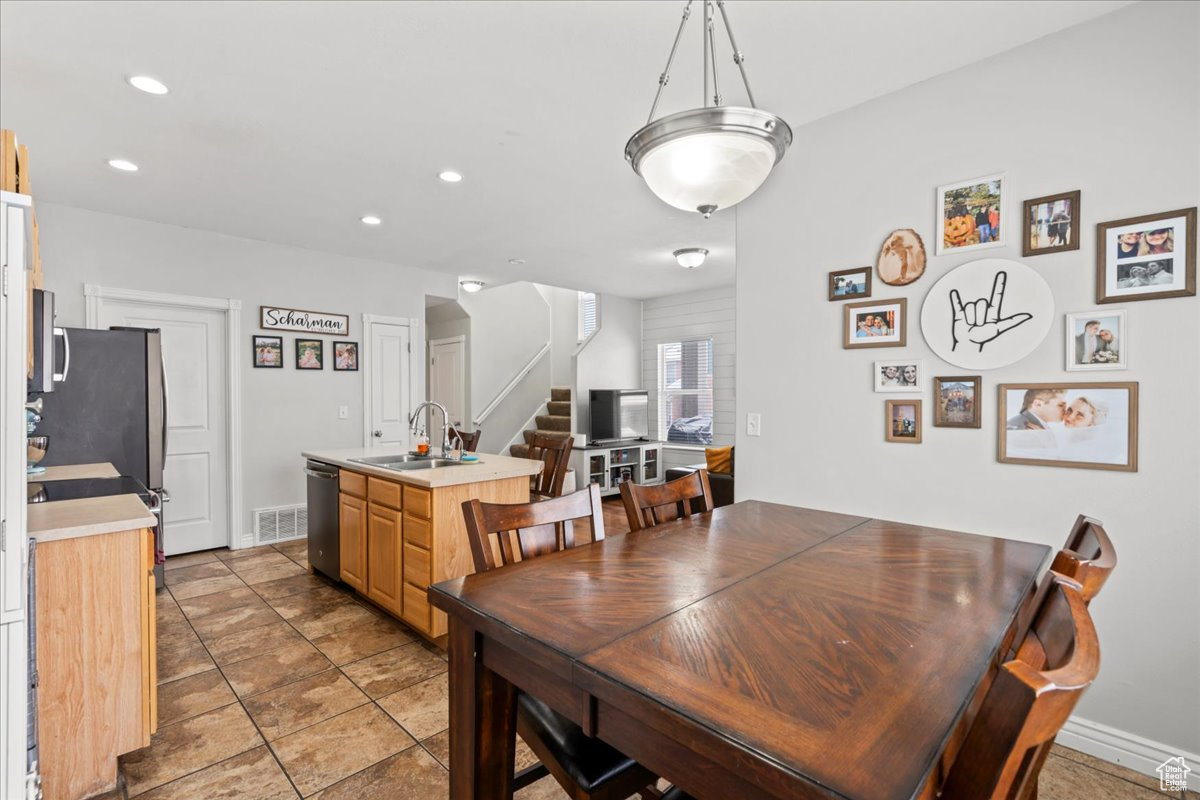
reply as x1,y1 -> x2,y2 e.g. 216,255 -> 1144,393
28,289 -> 68,393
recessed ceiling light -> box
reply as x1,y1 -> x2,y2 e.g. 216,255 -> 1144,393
128,75 -> 169,95
673,248 -> 709,268
460,280 -> 485,293
360,215 -> 382,225
438,170 -> 463,183
107,159 -> 139,172
507,258 -> 526,265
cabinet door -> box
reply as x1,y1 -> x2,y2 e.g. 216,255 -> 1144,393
339,493 -> 367,591
366,502 -> 403,615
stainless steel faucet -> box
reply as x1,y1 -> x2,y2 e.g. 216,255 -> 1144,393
408,401 -> 462,460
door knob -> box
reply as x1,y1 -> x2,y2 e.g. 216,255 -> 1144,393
373,430 -> 383,437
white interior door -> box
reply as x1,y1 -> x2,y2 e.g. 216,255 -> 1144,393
429,337 -> 466,428
369,322 -> 412,448
96,301 -> 228,554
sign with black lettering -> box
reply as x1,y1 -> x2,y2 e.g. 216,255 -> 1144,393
260,306 -> 349,336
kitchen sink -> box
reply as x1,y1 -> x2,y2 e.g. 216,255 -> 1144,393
351,454 -> 423,466
349,455 -> 466,471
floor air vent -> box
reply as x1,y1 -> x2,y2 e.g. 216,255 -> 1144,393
253,504 -> 308,545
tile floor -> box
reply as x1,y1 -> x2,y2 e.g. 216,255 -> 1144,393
118,509 -> 1192,800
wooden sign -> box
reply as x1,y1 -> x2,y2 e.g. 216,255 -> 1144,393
260,306 -> 349,336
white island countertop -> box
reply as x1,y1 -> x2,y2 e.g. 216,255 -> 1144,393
302,447 -> 542,489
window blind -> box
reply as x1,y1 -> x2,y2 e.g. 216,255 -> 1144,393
578,292 -> 598,340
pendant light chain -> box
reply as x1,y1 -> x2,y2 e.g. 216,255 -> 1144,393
647,0 -> 693,123
715,0 -> 756,108
707,2 -> 723,107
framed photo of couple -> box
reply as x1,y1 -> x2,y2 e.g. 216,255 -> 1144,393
997,382 -> 1138,472
843,298 -> 907,349
1096,207 -> 1196,303
1065,310 -> 1127,372
873,360 -> 922,393
828,267 -> 872,301
1023,190 -> 1080,257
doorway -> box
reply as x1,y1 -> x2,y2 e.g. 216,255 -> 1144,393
361,315 -> 417,449
428,336 -> 466,429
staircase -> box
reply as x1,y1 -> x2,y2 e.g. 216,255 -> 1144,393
510,386 -> 574,458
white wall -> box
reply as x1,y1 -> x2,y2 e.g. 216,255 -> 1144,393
37,203 -> 457,539
643,286 -> 735,470
576,293 -> 643,438
458,282 -> 549,423
736,2 -> 1199,761
536,284 -> 581,389
426,301 -> 472,426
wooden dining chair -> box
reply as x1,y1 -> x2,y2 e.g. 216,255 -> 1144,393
448,426 -> 481,452
619,469 -> 714,532
461,484 -> 661,800
1049,514 -> 1116,605
528,433 -> 572,500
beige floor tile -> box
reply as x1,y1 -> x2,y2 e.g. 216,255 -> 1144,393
156,669 -> 237,727
1051,745 -> 1170,794
163,561 -> 232,586
155,592 -> 186,624
310,615 -> 416,665
1038,753 -> 1167,800
270,704 -> 414,797
341,643 -> 448,699
221,640 -> 333,698
239,561 -> 309,585
190,602 -> 284,641
309,745 -> 448,800
253,573 -> 330,600
121,703 -> 263,796
132,745 -> 297,799
420,731 -> 448,769
163,551 -> 220,570
215,545 -> 278,562
377,674 -> 448,741
156,616 -> 195,641
156,635 -> 214,684
273,540 -> 309,559
267,586 -> 357,619
167,573 -> 247,601
206,620 -> 307,666
175,586 -> 267,619
515,778 -> 570,800
289,601 -> 380,640
243,669 -> 369,741
228,552 -> 297,576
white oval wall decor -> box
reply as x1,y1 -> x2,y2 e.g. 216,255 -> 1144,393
920,258 -> 1053,370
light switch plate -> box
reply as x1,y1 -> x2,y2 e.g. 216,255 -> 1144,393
338,405 -> 348,420
747,412 -> 762,437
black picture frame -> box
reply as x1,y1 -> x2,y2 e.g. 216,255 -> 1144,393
252,335 -> 283,369
295,339 -> 324,370
828,267 -> 873,301
333,340 -> 359,371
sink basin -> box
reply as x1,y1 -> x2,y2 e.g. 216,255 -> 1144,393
351,454 -> 423,466
349,456 -> 466,471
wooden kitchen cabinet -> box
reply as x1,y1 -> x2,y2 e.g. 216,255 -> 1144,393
338,476 -> 368,592
365,477 -> 403,615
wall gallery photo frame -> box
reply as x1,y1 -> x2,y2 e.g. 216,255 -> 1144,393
937,173 -> 1006,256
873,360 -> 922,393
934,376 -> 982,428
295,339 -> 323,370
1065,310 -> 1127,372
1023,189 -> 1081,257
885,399 -> 922,443
997,382 -> 1138,472
843,298 -> 907,349
252,335 -> 283,368
828,266 -> 872,301
1095,206 -> 1196,304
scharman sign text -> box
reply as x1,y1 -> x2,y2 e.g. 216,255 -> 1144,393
260,306 -> 349,336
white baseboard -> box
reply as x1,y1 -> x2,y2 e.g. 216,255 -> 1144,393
238,531 -> 254,550
1057,715 -> 1200,779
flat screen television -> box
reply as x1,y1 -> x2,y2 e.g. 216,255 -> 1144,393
589,389 -> 649,444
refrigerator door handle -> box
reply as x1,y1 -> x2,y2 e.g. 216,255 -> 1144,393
160,348 -> 169,468
52,327 -> 70,382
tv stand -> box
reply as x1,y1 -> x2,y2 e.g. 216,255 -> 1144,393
571,441 -> 663,498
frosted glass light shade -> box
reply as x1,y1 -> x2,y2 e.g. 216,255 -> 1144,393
626,106 -> 791,217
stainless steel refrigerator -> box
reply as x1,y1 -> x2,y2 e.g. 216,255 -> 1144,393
32,326 -> 168,585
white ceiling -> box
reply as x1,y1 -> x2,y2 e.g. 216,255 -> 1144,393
0,1 -> 1128,299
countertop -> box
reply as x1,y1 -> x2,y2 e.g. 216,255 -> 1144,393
303,447 -> 542,488
34,462 -> 121,481
28,494 -> 157,543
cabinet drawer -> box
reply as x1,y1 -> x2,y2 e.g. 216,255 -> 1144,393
403,514 -> 432,549
340,470 -> 367,499
402,583 -> 431,632
368,477 -> 403,510
403,486 -> 432,519
403,543 -> 431,587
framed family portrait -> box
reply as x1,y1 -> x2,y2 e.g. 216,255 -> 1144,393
828,267 -> 872,301
937,173 -> 1005,255
997,382 -> 1138,472
252,335 -> 283,368
885,399 -> 922,443
843,298 -> 907,349
1065,310 -> 1127,371
934,376 -> 981,428
1096,207 -> 1196,303
295,339 -> 323,370
873,360 -> 922,393
1023,190 -> 1080,257
333,341 -> 359,371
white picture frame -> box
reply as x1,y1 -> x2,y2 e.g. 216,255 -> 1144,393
1065,310 -> 1128,372
873,360 -> 923,393
936,173 -> 1006,256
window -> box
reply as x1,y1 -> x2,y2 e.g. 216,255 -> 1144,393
578,291 -> 598,341
657,339 -> 713,444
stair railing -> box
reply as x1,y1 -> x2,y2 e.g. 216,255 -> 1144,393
473,341 -> 551,428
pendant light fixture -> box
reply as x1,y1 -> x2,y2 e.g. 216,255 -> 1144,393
625,0 -> 791,218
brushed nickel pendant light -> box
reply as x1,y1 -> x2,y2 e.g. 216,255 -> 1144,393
625,0 -> 791,218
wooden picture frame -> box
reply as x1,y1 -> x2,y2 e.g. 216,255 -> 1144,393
333,340 -> 359,371
933,376 -> 981,428
843,298 -> 907,349
828,267 -> 872,301
295,339 -> 323,370
1023,190 -> 1080,257
1096,207 -> 1196,304
252,335 -> 283,369
997,382 -> 1138,472
885,399 -> 922,443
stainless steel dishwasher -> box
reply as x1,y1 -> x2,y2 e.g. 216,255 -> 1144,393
305,460 -> 340,580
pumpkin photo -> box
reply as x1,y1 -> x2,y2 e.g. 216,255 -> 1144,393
876,228 -> 927,286
937,173 -> 1005,255
944,214 -> 975,247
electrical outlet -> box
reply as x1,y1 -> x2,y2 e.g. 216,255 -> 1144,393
746,412 -> 762,437
338,405 -> 348,420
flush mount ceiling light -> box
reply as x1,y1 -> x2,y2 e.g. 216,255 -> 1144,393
673,247 -> 709,268
439,170 -> 464,183
360,215 -> 382,225
460,280 -> 485,293
107,158 -> 139,172
128,75 -> 169,95
507,258 -> 526,265
625,0 -> 791,218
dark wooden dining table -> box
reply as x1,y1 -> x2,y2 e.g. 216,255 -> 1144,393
428,500 -> 1050,800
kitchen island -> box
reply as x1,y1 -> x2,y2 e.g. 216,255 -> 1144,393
302,448 -> 542,640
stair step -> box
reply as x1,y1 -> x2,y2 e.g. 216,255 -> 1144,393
535,415 -> 572,432
522,429 -> 574,445
510,444 -> 530,459
546,400 -> 571,417
550,387 -> 572,402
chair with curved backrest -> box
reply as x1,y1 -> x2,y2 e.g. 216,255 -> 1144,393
619,469 -> 714,532
461,484 -> 661,800
528,433 -> 572,500
448,426 -> 481,453
1050,514 -> 1116,605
